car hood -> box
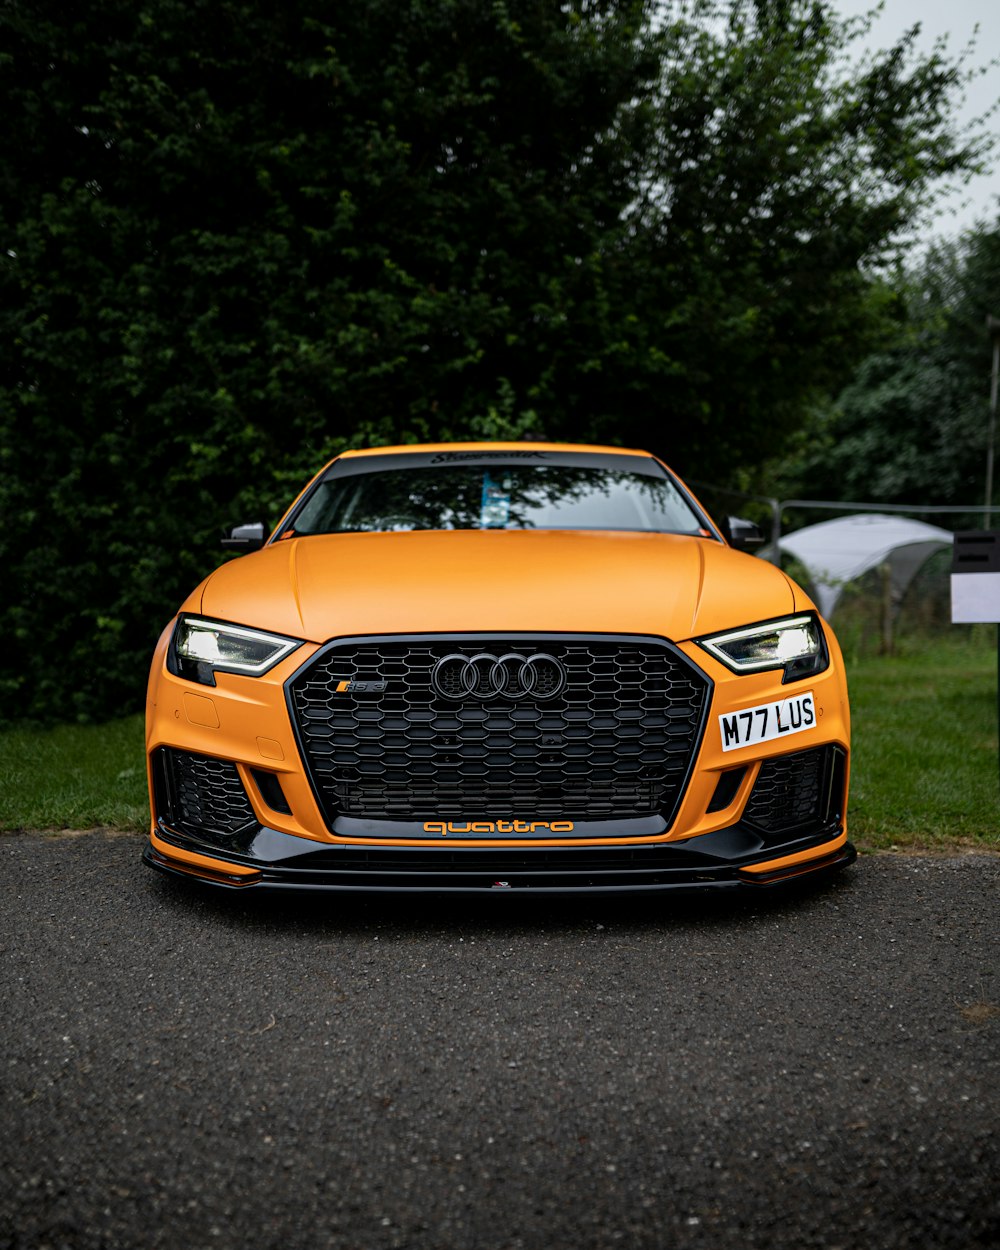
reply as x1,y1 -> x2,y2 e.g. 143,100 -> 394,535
196,529 -> 797,643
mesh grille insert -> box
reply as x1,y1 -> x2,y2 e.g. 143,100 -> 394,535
161,749 -> 256,838
288,636 -> 710,824
743,746 -> 833,835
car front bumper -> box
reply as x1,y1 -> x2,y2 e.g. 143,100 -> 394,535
145,625 -> 853,895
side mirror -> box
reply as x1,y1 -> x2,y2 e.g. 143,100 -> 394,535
221,521 -> 267,552
721,516 -> 766,552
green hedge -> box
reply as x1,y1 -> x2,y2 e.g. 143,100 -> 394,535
0,1 -> 979,722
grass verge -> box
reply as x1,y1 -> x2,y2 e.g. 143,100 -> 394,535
0,637 -> 996,850
845,635 -> 998,851
0,714 -> 147,832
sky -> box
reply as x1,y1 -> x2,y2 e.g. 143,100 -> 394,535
834,0 -> 1000,241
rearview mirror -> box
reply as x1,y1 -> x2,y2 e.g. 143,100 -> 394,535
221,521 -> 266,551
721,516 -> 766,552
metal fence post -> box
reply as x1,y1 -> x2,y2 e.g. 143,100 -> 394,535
986,316 -> 1000,529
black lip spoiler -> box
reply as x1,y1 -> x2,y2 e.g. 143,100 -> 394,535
144,823 -> 855,894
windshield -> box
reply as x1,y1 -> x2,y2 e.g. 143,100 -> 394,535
289,461 -> 705,535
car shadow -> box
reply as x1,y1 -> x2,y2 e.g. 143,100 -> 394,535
145,858 -> 861,938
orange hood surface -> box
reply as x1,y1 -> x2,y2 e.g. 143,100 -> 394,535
196,530 -> 798,644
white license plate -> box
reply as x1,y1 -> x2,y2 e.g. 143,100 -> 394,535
718,691 -> 816,752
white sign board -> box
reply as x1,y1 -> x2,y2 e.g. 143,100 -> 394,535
952,532 -> 1000,624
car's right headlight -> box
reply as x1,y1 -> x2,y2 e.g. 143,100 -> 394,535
167,615 -> 302,686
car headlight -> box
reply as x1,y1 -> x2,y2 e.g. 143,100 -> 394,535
168,615 -> 302,686
697,613 -> 828,683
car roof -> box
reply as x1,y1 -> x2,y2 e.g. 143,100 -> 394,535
337,441 -> 653,459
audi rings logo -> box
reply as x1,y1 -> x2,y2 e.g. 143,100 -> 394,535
431,652 -> 567,702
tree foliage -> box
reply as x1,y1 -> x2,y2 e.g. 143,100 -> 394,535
613,0 -> 987,472
784,219 -> 1000,505
0,0 -> 986,721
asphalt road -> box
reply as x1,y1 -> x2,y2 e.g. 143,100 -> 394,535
1,833 -> 997,1250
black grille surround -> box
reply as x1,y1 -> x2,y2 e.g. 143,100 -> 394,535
285,634 -> 712,834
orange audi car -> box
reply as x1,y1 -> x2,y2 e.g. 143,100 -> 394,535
144,443 -> 853,893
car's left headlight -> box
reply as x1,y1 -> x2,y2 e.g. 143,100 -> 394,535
697,613 -> 828,683
168,615 -> 302,686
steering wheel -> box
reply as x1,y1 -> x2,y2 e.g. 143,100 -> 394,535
372,514 -> 423,531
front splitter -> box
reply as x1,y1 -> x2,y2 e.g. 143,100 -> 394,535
143,822 -> 855,894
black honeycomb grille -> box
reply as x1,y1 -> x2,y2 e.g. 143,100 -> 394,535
743,746 -> 833,835
287,636 -> 710,823
160,749 -> 256,838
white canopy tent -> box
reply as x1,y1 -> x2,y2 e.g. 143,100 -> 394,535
775,514 -> 953,618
